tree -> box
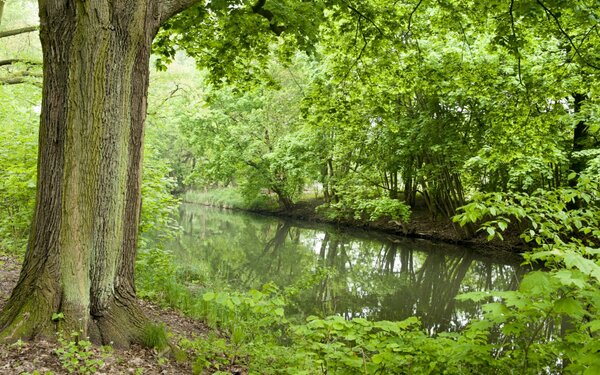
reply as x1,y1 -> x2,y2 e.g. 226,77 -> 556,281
0,0 -> 323,347
0,0 -> 205,348
180,58 -> 317,209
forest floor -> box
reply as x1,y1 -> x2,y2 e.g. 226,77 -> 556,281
0,254 -> 244,375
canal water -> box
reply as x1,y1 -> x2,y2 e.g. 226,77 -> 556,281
171,204 -> 527,333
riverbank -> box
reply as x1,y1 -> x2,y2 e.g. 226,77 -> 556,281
183,190 -> 527,255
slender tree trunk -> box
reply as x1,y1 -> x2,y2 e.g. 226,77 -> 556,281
0,0 -> 196,347
568,93 -> 589,186
0,0 -> 5,26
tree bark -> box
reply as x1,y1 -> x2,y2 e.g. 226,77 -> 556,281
568,93 -> 589,184
0,0 -> 196,348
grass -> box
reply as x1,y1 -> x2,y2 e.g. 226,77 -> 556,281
141,323 -> 169,351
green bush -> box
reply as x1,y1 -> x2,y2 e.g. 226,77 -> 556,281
0,85 -> 40,255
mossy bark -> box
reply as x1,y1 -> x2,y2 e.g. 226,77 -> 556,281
0,0 -> 196,348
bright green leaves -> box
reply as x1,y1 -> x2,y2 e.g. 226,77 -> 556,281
292,315 -> 452,374
553,268 -> 588,289
456,267 -> 600,373
450,151 -> 600,373
562,250 -> 600,281
178,57 -> 316,208
0,84 -> 40,255
519,271 -> 555,295
154,0 -> 326,87
454,172 -> 600,248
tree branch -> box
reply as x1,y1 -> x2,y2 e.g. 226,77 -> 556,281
0,59 -> 22,67
0,0 -> 5,28
252,0 -> 285,35
536,0 -> 600,70
509,0 -> 523,85
0,25 -> 39,39
339,18 -> 369,86
407,0 -> 423,35
341,0 -> 384,36
159,0 -> 201,24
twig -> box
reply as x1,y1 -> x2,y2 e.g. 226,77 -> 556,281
341,0 -> 384,35
536,0 -> 600,70
338,18 -> 369,86
407,0 -> 424,35
509,0 -> 524,86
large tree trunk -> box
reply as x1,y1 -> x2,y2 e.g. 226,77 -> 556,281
0,0 -> 194,348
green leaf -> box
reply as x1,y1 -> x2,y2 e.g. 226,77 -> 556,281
51,312 -> 64,321
553,269 -> 587,288
519,271 -> 553,294
554,297 -> 584,317
497,221 -> 508,231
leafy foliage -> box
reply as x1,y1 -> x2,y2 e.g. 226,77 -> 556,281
0,85 -> 39,255
54,332 -> 107,374
178,57 -> 318,208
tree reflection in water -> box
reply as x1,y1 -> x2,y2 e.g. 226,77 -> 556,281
174,204 -> 526,333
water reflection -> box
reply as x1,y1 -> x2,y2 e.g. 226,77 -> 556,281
173,204 -> 527,332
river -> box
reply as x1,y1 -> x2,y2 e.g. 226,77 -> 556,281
170,203 -> 528,333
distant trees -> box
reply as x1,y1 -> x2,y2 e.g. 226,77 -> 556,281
178,1 -> 599,224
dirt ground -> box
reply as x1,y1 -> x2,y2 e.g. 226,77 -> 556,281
0,254 -> 243,375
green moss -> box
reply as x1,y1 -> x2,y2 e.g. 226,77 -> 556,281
0,298 -> 54,343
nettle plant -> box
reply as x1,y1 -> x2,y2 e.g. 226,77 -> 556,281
454,163 -> 600,373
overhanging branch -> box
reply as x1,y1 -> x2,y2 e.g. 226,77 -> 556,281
407,0 -> 423,35
341,0 -> 384,36
159,0 -> 201,24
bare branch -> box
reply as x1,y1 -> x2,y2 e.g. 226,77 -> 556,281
148,84 -> 184,116
0,25 -> 39,39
